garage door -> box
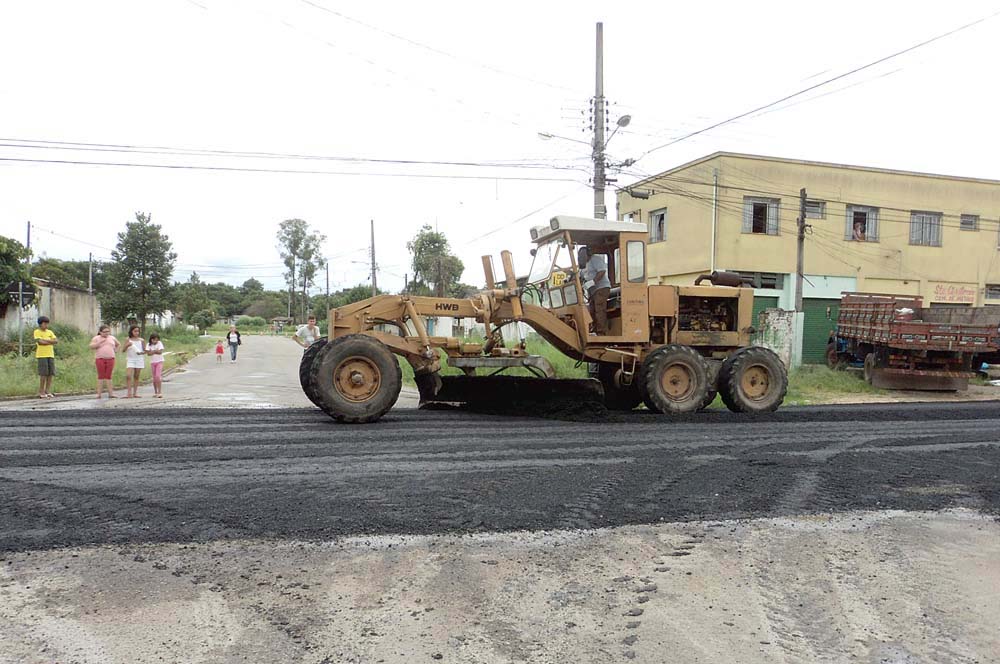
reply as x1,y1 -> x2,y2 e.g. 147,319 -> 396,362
802,298 -> 840,364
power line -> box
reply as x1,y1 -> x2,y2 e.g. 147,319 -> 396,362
0,156 -> 586,183
635,8 -> 1000,162
297,0 -> 584,95
0,137 -> 588,172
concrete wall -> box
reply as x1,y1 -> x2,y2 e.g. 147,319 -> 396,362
618,152 -> 1000,305
1,284 -> 100,337
756,308 -> 794,369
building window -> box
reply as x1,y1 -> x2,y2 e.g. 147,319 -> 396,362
960,214 -> 979,231
845,205 -> 879,242
734,271 -> 784,289
805,200 -> 826,219
649,208 -> 667,243
986,284 -> 1000,300
742,197 -> 779,235
910,211 -> 942,246
622,210 -> 640,224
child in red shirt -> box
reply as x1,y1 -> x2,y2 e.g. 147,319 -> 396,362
215,339 -> 224,363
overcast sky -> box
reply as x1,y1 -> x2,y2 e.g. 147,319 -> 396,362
1,1 -> 998,295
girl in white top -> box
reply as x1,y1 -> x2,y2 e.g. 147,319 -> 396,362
147,333 -> 166,398
121,325 -> 146,398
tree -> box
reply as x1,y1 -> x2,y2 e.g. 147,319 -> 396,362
174,272 -> 212,320
102,212 -> 177,332
188,309 -> 215,333
206,282 -> 243,318
32,257 -> 109,293
243,292 -> 286,320
276,219 -> 326,323
406,225 -> 465,297
0,235 -> 32,316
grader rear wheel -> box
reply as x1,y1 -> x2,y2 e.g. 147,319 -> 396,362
719,347 -> 787,413
640,345 -> 710,414
298,337 -> 327,408
310,334 -> 401,423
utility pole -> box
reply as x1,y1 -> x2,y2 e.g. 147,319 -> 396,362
88,252 -> 93,294
795,188 -> 807,313
370,219 -> 378,298
325,260 -> 330,310
287,257 -> 294,319
17,221 -> 31,357
592,22 -> 607,219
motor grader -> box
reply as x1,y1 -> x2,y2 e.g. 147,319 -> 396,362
300,215 -> 787,423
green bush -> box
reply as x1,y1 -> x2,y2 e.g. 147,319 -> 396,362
236,315 -> 267,328
48,322 -> 82,343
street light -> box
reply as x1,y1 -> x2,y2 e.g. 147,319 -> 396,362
605,114 -> 631,146
536,131 -> 592,147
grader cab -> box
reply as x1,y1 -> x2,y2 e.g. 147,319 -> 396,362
300,215 -> 787,423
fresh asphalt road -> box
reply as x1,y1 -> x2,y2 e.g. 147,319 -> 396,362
2,401 -> 999,552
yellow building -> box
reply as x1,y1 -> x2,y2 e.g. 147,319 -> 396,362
616,152 -> 1000,363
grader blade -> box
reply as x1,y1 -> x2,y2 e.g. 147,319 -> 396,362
417,375 -> 605,414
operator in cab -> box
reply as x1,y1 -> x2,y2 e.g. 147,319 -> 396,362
577,246 -> 611,335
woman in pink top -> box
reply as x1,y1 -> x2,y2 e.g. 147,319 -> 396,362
88,324 -> 120,399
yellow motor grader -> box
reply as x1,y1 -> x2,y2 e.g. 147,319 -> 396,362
300,215 -> 787,423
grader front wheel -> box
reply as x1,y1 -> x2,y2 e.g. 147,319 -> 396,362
310,334 -> 401,423
597,363 -> 642,411
299,337 -> 327,408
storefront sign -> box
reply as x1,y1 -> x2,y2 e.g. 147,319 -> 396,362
930,283 -> 976,304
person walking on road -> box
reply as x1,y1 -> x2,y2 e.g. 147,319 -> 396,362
89,324 -> 120,399
33,316 -> 58,398
215,339 -> 225,363
226,325 -> 241,363
147,333 -> 165,398
121,325 -> 146,398
293,315 -> 322,351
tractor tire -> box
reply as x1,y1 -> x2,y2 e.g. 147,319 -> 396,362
298,337 -> 327,408
310,334 -> 401,423
863,353 -> 876,385
718,346 -> 787,414
640,345 -> 711,415
597,363 -> 642,411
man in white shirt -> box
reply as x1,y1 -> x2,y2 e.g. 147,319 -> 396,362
578,246 -> 611,335
293,315 -> 322,351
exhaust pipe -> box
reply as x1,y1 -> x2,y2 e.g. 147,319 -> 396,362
695,271 -> 751,287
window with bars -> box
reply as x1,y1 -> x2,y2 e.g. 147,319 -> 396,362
649,208 -> 667,243
910,211 -> 942,246
986,284 -> 1000,300
805,200 -> 826,219
960,214 -> 979,231
845,205 -> 879,242
734,271 -> 784,289
742,197 -> 779,235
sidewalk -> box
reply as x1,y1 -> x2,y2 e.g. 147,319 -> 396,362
0,335 -> 418,411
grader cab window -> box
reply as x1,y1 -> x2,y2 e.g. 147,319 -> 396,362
527,239 -> 579,310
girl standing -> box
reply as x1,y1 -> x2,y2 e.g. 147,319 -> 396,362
88,324 -> 120,399
147,333 -> 166,398
121,325 -> 146,398
215,339 -> 225,363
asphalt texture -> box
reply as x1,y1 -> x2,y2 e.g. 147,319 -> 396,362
2,401 -> 999,552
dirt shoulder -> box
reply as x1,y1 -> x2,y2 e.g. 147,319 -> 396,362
1,510 -> 996,664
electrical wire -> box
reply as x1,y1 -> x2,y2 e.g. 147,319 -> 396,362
0,156 -> 586,183
634,8 -> 1000,162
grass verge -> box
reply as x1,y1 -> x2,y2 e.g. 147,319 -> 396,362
0,327 -> 214,398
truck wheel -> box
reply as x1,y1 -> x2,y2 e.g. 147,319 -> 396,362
597,363 -> 642,411
825,342 -> 843,370
863,353 -> 876,384
719,347 -> 787,414
641,345 -> 710,414
311,334 -> 401,423
298,337 -> 327,408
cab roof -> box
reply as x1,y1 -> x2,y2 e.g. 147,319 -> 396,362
530,215 -> 648,244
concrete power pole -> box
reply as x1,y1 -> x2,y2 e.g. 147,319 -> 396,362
592,22 -> 607,220
370,219 -> 378,298
17,221 -> 31,357
795,188 -> 807,313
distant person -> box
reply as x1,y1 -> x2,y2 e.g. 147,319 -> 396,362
216,339 -> 225,363
89,324 -> 120,399
226,325 -> 241,362
147,333 -> 165,398
852,221 -> 867,242
33,315 -> 58,398
121,325 -> 146,398
293,315 -> 322,351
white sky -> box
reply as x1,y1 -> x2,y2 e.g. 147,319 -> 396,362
1,0 -> 998,294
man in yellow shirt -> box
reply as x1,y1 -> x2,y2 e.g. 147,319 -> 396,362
33,316 -> 58,398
